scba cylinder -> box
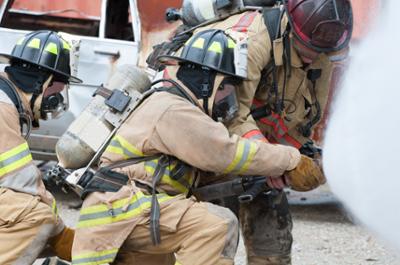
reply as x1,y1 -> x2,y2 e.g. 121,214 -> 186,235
56,65 -> 151,169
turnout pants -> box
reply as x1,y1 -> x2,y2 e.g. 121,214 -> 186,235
0,188 -> 62,265
114,199 -> 239,265
222,190 -> 292,265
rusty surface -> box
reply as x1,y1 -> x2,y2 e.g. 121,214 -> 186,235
137,0 -> 183,67
137,0 -> 182,30
10,0 -> 101,18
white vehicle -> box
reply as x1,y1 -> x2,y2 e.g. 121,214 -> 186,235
0,0 -> 180,160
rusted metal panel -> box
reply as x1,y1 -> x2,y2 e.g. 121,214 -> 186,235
137,0 -> 183,67
10,0 -> 101,19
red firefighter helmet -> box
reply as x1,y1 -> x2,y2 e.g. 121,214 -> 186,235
285,0 -> 353,53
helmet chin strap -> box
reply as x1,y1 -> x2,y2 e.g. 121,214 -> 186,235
201,67 -> 212,115
29,75 -> 48,127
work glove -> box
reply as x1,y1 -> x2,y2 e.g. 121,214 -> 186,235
285,155 -> 326,192
48,227 -> 75,261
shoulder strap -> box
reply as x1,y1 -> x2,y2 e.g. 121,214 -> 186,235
262,7 -> 283,44
0,76 -> 32,138
261,7 -> 285,114
0,76 -> 23,114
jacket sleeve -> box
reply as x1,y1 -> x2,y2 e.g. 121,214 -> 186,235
150,101 -> 300,178
227,23 -> 272,138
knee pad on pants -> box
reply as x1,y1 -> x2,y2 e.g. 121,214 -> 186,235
205,203 -> 239,260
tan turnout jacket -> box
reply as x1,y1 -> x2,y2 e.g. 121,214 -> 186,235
189,10 -> 347,146
0,77 -> 64,264
72,89 -> 300,264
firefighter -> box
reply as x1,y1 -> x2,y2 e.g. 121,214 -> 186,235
71,30 -> 323,265
0,30 -> 82,264
155,0 -> 353,264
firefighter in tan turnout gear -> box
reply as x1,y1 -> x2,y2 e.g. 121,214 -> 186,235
0,30 -> 82,264
70,30 -> 323,265
158,0 -> 352,264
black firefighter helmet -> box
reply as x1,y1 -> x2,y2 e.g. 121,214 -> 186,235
0,30 -> 82,83
158,29 -> 246,79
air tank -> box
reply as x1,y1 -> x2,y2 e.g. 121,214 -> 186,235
56,65 -> 151,169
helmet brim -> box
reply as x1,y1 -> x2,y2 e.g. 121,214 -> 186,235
158,54 -> 246,79
0,53 -> 83,84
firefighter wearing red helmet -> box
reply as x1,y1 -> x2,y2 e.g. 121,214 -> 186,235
155,0 -> 353,264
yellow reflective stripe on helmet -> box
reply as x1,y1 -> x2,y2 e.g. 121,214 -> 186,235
144,160 -> 189,194
63,40 -> 71,51
72,248 -> 118,265
223,140 -> 258,174
105,135 -> 144,158
0,142 -> 32,177
27,38 -> 41,49
16,37 -> 25,45
208,41 -> 223,53
192,37 -> 205,49
228,39 -> 236,49
77,191 -> 174,229
45,42 -> 58,55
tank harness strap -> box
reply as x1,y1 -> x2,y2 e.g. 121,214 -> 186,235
299,69 -> 322,137
262,7 -> 285,114
0,76 -> 31,138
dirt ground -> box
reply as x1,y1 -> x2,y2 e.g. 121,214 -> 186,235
35,186 -> 400,265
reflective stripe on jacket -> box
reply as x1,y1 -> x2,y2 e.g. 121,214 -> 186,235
0,97 -> 42,196
73,90 -> 300,263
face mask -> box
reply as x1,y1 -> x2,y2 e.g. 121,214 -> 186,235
41,81 -> 69,119
212,78 -> 239,123
293,36 -> 320,64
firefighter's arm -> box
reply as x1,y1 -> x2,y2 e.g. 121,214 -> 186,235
151,102 -> 300,178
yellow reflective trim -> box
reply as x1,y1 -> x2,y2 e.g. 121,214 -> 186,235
238,142 -> 258,174
144,161 -> 188,194
184,38 -> 191,46
52,199 -> 58,221
161,175 -> 188,194
45,42 -> 58,55
74,258 -> 114,265
0,153 -> 32,177
73,248 -> 118,260
208,41 -> 222,53
104,145 -> 130,159
175,261 -> 182,265
63,40 -> 71,51
114,135 -> 144,157
0,142 -> 29,162
192,38 -> 205,49
228,39 -> 236,49
223,141 -> 245,174
27,38 -> 41,49
80,195 -> 134,216
16,37 -> 25,45
77,194 -> 173,228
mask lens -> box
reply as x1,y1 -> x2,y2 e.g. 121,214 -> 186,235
42,82 -> 69,119
213,82 -> 239,122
